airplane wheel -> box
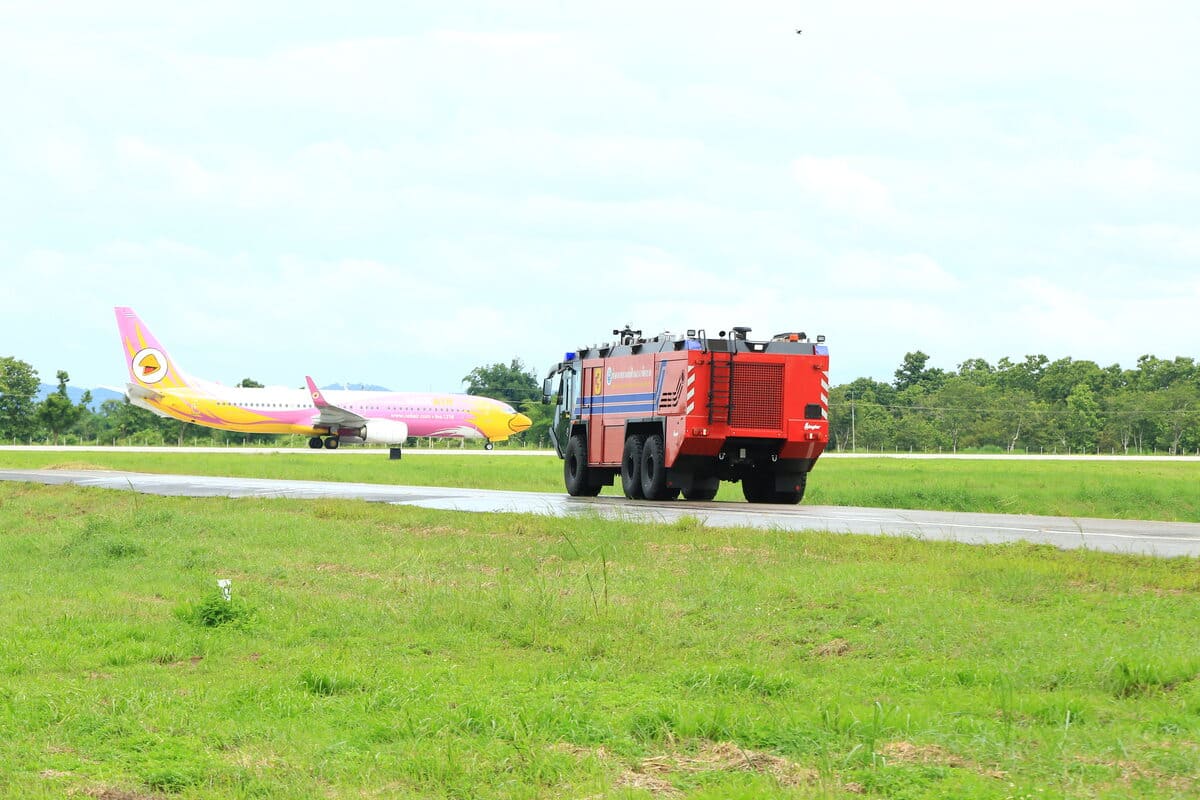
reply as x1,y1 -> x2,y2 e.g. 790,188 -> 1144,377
485,442 -> 494,451
308,437 -> 323,450
324,437 -> 339,450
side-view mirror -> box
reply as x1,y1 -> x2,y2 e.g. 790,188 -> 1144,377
542,377 -> 554,403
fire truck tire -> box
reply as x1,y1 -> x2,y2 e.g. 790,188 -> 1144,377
770,472 -> 808,504
741,471 -> 773,503
683,486 -> 718,501
743,471 -> 807,504
621,435 -> 646,499
640,434 -> 679,501
564,434 -> 602,497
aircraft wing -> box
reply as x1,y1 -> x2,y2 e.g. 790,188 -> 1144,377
305,376 -> 368,428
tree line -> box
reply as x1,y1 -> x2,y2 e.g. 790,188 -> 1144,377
830,351 -> 1200,455
3,352 -> 1198,453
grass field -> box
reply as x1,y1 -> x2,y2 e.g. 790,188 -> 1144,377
2,450 -> 1200,522
0,479 -> 1198,799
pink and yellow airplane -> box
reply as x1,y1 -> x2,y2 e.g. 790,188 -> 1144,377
115,307 -> 532,450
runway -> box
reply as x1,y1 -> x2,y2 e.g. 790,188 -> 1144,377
3,468 -> 1198,558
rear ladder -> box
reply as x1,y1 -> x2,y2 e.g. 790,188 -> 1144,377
707,349 -> 735,424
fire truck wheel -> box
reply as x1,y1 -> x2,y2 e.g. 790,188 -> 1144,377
770,472 -> 807,504
564,434 -> 602,497
682,486 -> 718,501
640,434 -> 678,501
621,435 -> 646,499
741,471 -> 773,503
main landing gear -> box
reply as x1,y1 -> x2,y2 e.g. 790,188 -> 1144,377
484,441 -> 494,451
309,436 -> 339,450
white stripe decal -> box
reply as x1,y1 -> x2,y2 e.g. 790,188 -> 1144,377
820,378 -> 829,392
820,393 -> 828,406
686,403 -> 695,414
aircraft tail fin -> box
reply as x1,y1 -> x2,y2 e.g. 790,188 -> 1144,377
114,307 -> 195,391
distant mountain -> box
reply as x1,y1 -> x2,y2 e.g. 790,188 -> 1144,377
35,384 -> 123,411
320,383 -> 391,392
28,383 -> 392,413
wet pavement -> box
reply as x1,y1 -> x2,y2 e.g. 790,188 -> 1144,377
2,468 -> 1198,558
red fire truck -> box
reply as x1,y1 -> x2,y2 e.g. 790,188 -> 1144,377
542,326 -> 830,503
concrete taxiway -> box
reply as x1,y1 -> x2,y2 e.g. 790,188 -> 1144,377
2,468 -> 1198,558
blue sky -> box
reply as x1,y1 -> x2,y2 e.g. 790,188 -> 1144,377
2,1 -> 1197,393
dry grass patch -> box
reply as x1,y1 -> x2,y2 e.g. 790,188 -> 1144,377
879,741 -> 1007,779
640,741 -> 818,788
76,788 -> 165,800
612,770 -> 682,797
1074,754 -> 1199,794
814,637 -> 851,657
42,462 -> 116,471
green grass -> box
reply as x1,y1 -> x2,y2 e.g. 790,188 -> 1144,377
2,450 -> 1200,521
0,483 -> 1197,798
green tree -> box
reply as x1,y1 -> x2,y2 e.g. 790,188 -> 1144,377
930,378 -> 988,452
463,359 -> 540,404
851,401 -> 892,451
1151,384 -> 1200,455
0,356 -> 40,441
37,370 -> 91,445
518,399 -> 554,447
957,357 -> 996,386
893,351 -> 946,391
1133,355 -> 1197,391
1104,388 -> 1154,454
1038,358 -> 1106,404
995,354 -> 1049,394
1065,382 -> 1101,453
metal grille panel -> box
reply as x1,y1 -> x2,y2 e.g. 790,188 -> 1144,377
731,363 -> 783,429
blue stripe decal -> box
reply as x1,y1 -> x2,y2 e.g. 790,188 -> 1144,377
574,391 -> 659,416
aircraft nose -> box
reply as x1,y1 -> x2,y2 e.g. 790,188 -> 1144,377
509,412 -> 532,433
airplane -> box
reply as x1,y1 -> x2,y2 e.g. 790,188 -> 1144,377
115,306 -> 532,451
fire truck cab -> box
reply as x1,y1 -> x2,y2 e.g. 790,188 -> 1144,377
543,326 -> 830,503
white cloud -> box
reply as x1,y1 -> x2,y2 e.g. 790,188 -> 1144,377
1,1 -> 1198,393
829,252 -> 961,294
791,157 -> 896,220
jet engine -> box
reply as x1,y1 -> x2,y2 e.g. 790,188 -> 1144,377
346,420 -> 410,445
